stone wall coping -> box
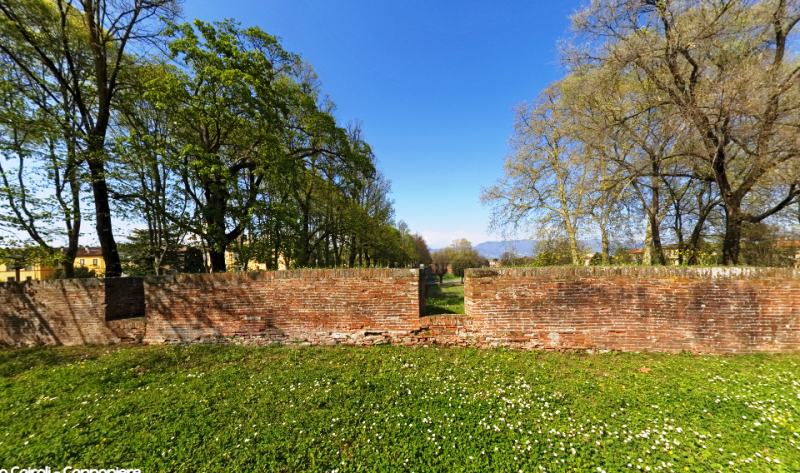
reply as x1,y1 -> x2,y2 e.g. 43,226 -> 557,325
0,268 -> 423,289
466,266 -> 800,280
0,276 -> 144,289
143,268 -> 423,285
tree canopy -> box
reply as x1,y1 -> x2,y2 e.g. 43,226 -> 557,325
0,8 -> 417,275
483,0 -> 800,266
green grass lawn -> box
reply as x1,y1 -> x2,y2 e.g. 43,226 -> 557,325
427,272 -> 461,283
425,283 -> 465,315
0,345 -> 798,472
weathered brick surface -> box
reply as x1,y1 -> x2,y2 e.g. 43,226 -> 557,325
464,267 -> 800,353
105,278 -> 145,321
3,266 -> 800,353
142,269 -> 425,345
415,315 -> 475,345
0,278 -> 146,346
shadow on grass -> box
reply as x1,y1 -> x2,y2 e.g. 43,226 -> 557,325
425,283 -> 465,315
0,345 -> 119,378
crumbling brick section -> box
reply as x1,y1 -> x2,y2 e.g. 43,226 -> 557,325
0,278 -> 145,346
465,267 -> 800,353
415,315 -> 474,346
142,269 -> 425,346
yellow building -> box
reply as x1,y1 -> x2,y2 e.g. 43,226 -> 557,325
74,247 -> 105,276
0,247 -> 105,282
0,263 -> 56,282
222,249 -> 288,271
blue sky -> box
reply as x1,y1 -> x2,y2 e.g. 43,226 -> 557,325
182,0 -> 585,249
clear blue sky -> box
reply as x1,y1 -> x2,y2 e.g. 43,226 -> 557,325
182,0 -> 584,249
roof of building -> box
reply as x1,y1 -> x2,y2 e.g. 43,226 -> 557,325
69,247 -> 103,257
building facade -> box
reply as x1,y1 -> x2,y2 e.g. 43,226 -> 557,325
0,247 -> 105,282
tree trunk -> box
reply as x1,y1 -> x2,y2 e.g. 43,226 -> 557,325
672,204 -> 684,265
686,222 -> 706,266
648,179 -> 666,266
649,211 -> 667,266
62,252 -> 76,279
209,250 -> 226,273
643,219 -> 653,265
722,205 -> 742,266
273,225 -> 282,270
297,208 -> 311,267
85,152 -> 122,277
62,133 -> 82,279
62,184 -> 81,279
332,234 -> 340,267
199,239 -> 210,273
686,187 -> 717,265
202,174 -> 238,272
601,230 -> 610,265
565,220 -> 580,266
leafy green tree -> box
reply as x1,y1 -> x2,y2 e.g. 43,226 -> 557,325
481,86 -> 594,266
450,257 -> 471,283
397,220 -> 418,267
344,167 -> 396,268
413,233 -> 432,266
131,20 -> 372,272
444,239 -> 486,282
430,250 -> 449,284
531,239 -> 575,267
111,63 -> 194,276
117,228 -> 186,277
570,0 -> 800,264
0,0 -> 180,276
0,13 -> 87,276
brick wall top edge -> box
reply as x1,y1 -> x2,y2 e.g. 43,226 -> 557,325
143,268 -> 423,285
0,276 -> 144,289
465,266 -> 800,280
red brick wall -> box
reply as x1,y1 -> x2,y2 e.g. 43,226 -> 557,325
143,269 -> 425,345
465,267 -> 800,353
0,278 -> 145,346
4,266 -> 799,354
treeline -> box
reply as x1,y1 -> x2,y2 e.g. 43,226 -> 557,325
0,1 -> 428,276
429,239 -> 490,283
482,0 -> 800,267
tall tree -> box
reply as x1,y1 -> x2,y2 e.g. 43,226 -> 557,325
430,249 -> 449,284
132,20 -> 368,272
569,0 -> 800,264
444,238 -> 485,282
413,233 -> 432,265
0,0 -> 180,276
0,46 -> 85,276
481,85 -> 594,265
113,64 -> 190,276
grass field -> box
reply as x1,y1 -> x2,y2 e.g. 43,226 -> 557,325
427,272 -> 461,283
0,345 -> 798,472
425,283 -> 465,315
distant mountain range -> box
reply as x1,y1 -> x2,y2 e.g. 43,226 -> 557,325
432,239 -> 610,259
474,240 -> 538,259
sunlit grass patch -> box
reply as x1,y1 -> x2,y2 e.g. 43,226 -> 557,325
0,345 -> 798,472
